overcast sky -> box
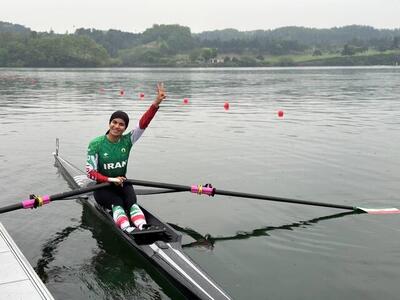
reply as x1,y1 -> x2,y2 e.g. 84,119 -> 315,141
1,0 -> 399,33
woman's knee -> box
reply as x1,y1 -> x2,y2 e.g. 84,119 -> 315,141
94,188 -> 124,209
123,185 -> 137,207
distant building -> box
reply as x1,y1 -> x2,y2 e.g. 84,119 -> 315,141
210,58 -> 224,64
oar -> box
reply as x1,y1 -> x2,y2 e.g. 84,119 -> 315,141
0,182 -> 111,214
125,179 -> 400,215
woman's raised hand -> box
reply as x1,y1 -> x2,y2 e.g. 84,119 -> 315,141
154,82 -> 166,107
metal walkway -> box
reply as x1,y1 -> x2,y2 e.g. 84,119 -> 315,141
0,222 -> 54,300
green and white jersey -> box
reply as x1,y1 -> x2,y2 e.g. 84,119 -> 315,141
86,133 -> 133,179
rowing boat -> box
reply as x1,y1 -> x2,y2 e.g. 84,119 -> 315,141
53,150 -> 232,300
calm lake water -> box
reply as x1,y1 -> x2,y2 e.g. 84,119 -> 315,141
0,67 -> 400,300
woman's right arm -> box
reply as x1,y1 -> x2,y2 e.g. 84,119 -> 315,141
86,152 -> 109,183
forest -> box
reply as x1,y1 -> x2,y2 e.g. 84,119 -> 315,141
1,21 -> 399,67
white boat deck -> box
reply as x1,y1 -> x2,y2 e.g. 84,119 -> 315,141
0,222 -> 54,300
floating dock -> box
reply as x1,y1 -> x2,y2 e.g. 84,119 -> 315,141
0,222 -> 54,300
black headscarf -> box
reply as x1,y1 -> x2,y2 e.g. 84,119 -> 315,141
109,110 -> 129,128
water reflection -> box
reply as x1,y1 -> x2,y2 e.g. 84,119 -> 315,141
34,199 -> 186,300
170,210 -> 359,250
34,191 -> 360,299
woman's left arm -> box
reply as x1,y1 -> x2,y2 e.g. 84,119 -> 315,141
130,83 -> 167,144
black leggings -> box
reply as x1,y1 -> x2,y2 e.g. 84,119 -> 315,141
93,184 -> 137,210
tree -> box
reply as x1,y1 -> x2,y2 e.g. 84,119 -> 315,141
313,49 -> 322,56
119,46 -> 163,66
22,35 -> 111,67
0,48 -> 8,66
200,48 -> 217,62
342,44 -> 355,56
392,36 -> 400,49
75,28 -> 140,57
189,49 -> 201,62
201,48 -> 212,61
141,24 -> 194,54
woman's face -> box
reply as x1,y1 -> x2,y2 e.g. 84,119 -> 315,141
109,118 -> 126,137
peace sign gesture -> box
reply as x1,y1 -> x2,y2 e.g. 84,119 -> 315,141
154,82 -> 166,107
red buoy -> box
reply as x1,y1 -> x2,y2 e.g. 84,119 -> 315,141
224,101 -> 230,110
278,110 -> 284,118
120,89 -> 125,96
183,98 -> 189,104
139,92 -> 145,98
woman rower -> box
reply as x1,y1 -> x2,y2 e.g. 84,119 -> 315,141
86,83 -> 166,233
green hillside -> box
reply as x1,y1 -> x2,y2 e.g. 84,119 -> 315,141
1,21 -> 399,67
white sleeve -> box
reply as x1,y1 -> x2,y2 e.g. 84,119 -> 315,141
130,121 -> 146,144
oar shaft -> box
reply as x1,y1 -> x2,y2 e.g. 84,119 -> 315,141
126,179 -> 356,211
126,179 -> 191,192
215,189 -> 356,210
50,182 -> 110,201
0,203 -> 23,214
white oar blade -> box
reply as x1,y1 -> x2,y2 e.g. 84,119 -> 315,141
357,207 -> 400,215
